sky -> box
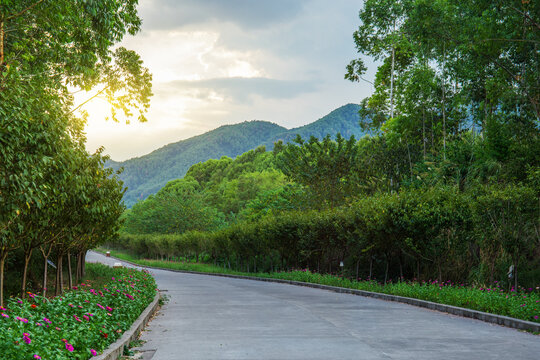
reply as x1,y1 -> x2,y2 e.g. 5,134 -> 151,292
83,0 -> 375,161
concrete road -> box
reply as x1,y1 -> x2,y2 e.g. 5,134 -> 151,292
86,251 -> 540,360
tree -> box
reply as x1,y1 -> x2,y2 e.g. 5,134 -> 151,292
0,0 -> 151,303
123,177 -> 225,235
277,134 -> 359,208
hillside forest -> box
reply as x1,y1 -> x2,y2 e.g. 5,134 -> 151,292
109,0 -> 540,288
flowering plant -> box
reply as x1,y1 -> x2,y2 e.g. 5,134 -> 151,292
0,264 -> 156,359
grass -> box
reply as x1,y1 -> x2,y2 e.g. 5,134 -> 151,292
97,248 -> 540,325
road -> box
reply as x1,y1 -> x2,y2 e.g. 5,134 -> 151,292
86,251 -> 540,360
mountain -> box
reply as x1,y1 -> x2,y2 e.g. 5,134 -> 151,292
110,103 -> 364,207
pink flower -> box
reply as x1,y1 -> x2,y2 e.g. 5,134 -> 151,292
16,316 -> 28,323
43,317 -> 52,324
33,355 -> 41,359
23,333 -> 31,344
90,349 -> 98,356
1,313 -> 9,318
65,342 -> 74,352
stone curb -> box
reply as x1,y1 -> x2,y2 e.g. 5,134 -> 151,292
94,292 -> 160,360
105,253 -> 540,334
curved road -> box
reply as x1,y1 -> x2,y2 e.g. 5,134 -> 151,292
87,251 -> 540,360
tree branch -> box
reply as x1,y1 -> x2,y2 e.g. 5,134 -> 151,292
509,5 -> 540,31
70,86 -> 110,114
5,0 -> 45,21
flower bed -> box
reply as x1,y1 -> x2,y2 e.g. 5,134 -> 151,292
0,264 -> 157,359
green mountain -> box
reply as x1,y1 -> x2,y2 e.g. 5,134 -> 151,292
109,103 -> 364,207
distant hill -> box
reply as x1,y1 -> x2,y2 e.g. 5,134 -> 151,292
109,103 -> 364,207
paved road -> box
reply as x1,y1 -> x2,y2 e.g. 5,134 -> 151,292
87,251 -> 540,360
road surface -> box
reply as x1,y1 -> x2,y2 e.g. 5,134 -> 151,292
86,251 -> 540,360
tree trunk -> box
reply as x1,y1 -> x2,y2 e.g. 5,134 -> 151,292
67,252 -> 73,289
441,42 -> 447,160
384,258 -> 389,285
422,106 -> 426,158
81,250 -> 87,278
75,252 -> 81,284
514,264 -> 518,290
398,257 -> 403,281
390,20 -> 395,119
55,254 -> 63,296
0,252 -> 7,307
21,249 -> 33,298
369,256 -> 373,279
0,21 -> 5,66
42,255 -> 48,297
416,260 -> 420,280
356,259 -> 360,280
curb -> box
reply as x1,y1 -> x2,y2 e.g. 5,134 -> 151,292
101,252 -> 540,334
94,292 -> 160,360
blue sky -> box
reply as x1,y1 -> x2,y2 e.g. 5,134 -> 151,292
83,0 -> 375,161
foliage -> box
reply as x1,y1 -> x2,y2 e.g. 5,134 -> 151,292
277,134 -> 360,208
0,0 -> 150,303
0,263 -> 156,360
109,104 -> 366,207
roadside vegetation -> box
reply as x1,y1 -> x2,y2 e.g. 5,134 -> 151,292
0,263 -> 157,359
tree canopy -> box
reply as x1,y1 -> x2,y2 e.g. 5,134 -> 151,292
0,0 -> 151,304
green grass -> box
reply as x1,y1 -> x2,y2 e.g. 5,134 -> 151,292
97,248 -> 540,325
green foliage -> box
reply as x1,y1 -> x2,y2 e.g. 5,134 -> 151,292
122,177 -> 225,234
111,104 -> 366,207
111,183 -> 539,288
277,134 -> 360,208
0,264 -> 156,359
0,0 -> 149,303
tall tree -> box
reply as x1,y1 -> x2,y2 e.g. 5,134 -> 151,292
0,0 -> 152,304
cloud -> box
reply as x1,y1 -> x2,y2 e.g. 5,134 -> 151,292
161,77 -> 319,104
139,0 -> 306,31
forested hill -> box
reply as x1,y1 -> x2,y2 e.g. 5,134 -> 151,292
109,103 -> 364,207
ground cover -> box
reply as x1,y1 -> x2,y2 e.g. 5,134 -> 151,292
0,263 -> 157,359
102,249 -> 539,325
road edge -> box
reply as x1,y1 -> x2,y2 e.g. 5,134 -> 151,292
93,291 -> 160,360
